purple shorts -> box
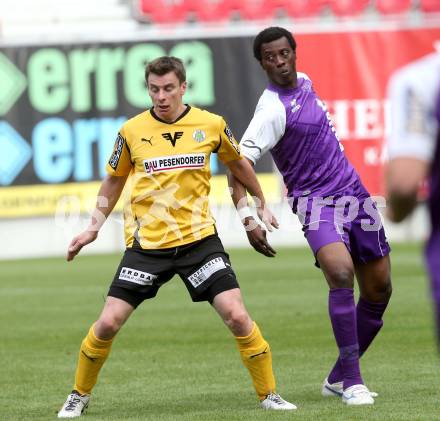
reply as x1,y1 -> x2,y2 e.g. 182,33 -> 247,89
294,181 -> 391,264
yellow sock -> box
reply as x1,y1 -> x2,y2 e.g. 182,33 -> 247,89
73,324 -> 113,395
235,322 -> 276,400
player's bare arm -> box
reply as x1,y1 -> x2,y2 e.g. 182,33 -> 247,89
386,157 -> 429,222
227,158 -> 278,257
67,174 -> 128,262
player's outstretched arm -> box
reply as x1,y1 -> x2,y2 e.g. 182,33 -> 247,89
227,158 -> 278,257
386,157 -> 428,222
67,174 -> 128,261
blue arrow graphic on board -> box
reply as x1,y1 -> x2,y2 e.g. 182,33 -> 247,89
0,121 -> 32,185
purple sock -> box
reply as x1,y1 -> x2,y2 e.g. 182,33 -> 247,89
328,296 -> 388,384
328,288 -> 363,389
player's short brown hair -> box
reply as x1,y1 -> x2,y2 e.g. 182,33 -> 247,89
145,56 -> 186,85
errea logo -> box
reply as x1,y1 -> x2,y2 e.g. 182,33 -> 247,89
118,267 -> 157,286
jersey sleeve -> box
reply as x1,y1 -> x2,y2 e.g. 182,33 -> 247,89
216,118 -> 242,164
386,64 -> 439,162
240,94 -> 286,164
106,128 -> 133,176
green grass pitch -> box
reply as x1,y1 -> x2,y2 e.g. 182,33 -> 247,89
1,243 -> 438,420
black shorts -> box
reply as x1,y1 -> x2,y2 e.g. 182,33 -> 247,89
108,234 -> 239,308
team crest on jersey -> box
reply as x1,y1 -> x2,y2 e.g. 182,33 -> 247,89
143,153 -> 206,174
192,129 -> 206,143
224,125 -> 240,155
108,133 -> 125,170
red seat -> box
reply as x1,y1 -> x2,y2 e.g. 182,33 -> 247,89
139,0 -> 188,24
237,0 -> 275,20
328,0 -> 369,16
179,0 -> 234,22
375,0 -> 412,14
237,0 -> 282,20
420,0 -> 440,12
282,0 -> 326,18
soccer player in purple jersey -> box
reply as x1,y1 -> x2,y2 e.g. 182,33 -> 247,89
386,48 -> 440,352
228,27 -> 392,405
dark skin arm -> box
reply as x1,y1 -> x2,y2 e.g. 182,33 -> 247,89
227,157 -> 278,257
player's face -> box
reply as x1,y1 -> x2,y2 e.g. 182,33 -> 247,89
260,37 -> 297,88
148,71 -> 187,122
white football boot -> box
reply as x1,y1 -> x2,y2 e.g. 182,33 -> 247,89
322,377 -> 378,398
342,384 -> 374,405
260,392 -> 297,410
58,390 -> 90,418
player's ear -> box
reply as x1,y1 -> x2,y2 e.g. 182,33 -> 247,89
180,81 -> 187,96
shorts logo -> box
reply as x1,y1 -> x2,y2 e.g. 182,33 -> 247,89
192,129 -> 206,143
224,125 -> 240,155
188,257 -> 227,288
108,133 -> 125,170
144,153 -> 205,174
118,267 -> 157,286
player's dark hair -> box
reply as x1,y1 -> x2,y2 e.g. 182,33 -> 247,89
253,27 -> 297,62
145,56 -> 186,85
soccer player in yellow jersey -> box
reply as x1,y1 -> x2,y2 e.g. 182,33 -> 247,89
58,56 -> 296,418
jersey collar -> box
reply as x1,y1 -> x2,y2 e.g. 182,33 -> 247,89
150,105 -> 191,124
267,81 -> 300,96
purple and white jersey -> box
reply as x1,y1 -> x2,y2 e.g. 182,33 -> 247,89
240,73 -> 359,201
386,50 -> 440,229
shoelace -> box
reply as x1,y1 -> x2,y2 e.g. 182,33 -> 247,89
268,393 -> 284,404
65,394 -> 81,411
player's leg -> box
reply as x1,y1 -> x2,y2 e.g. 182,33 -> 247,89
59,248 -> 170,418
74,296 -> 135,394
325,256 -> 390,391
317,242 -> 374,405
176,235 -> 295,410
324,194 -> 391,399
58,296 -> 134,418
211,288 -> 296,410
316,243 -> 361,382
355,255 -> 392,355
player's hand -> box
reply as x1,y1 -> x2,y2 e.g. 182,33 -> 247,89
243,218 -> 276,257
67,230 -> 98,261
256,205 -> 279,232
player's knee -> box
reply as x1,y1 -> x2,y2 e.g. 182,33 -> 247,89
94,316 -> 123,339
326,268 -> 354,289
224,309 -> 251,334
374,277 -> 393,302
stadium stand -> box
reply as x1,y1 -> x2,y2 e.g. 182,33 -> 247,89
375,0 -> 413,15
134,0 -> 440,24
328,0 -> 371,17
420,0 -> 440,12
1,0 -> 439,40
0,0 -> 136,40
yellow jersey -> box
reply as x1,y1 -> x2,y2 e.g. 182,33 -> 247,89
106,106 -> 242,249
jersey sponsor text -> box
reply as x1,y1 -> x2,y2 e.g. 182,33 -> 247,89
143,153 -> 205,174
